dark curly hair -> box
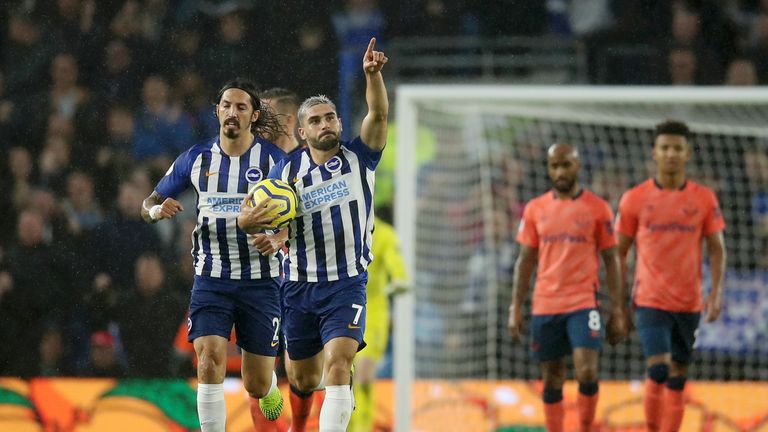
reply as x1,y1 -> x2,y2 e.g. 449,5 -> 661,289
214,79 -> 284,139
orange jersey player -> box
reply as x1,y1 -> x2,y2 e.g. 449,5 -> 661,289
509,143 -> 626,432
617,120 -> 726,432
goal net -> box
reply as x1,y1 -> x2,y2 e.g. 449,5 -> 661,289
392,86 -> 768,431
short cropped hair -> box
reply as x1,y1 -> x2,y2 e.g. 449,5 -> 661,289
297,95 -> 336,125
654,119 -> 691,142
262,87 -> 300,114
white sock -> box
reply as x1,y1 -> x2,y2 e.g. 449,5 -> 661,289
197,383 -> 226,432
265,370 -> 278,396
319,385 -> 352,432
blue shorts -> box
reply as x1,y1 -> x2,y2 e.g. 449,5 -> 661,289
282,273 -> 368,360
635,307 -> 700,364
530,308 -> 603,361
188,275 -> 281,357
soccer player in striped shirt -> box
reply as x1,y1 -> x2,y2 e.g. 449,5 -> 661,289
246,37 -> 388,432
141,79 -> 287,432
253,87 -> 310,432
617,120 -> 726,432
509,143 -> 626,432
250,87 -> 304,431
261,87 -> 304,156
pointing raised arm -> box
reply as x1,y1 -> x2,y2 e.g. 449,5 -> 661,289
360,37 -> 389,151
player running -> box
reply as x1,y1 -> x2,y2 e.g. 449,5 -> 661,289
244,37 -> 388,432
141,79 -> 286,432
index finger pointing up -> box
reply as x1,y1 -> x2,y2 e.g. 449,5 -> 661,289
366,37 -> 376,57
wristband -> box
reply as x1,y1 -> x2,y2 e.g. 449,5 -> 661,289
149,205 -> 163,221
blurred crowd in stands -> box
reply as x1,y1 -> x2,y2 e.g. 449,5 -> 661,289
0,0 -> 766,378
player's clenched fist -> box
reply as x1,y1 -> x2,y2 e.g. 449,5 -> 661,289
147,197 -> 183,221
142,191 -> 183,223
363,37 -> 388,74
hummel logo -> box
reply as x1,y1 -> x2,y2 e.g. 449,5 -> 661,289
348,324 -> 361,329
205,171 -> 218,177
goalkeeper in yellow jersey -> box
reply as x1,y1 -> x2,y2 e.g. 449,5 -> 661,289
349,211 -> 408,432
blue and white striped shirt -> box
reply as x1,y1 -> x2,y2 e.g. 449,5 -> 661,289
269,137 -> 381,282
156,136 -> 285,280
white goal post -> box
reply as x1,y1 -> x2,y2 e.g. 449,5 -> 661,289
393,85 -> 768,432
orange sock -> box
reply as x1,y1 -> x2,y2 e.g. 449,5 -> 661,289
288,385 -> 314,432
577,382 -> 599,432
249,395 -> 279,432
644,379 -> 665,431
543,401 -> 564,432
662,377 -> 686,432
543,388 -> 564,432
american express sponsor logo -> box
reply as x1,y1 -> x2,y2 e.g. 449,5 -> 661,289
206,196 -> 242,212
300,179 -> 350,211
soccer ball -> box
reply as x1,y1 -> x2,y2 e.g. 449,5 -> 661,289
247,179 -> 297,229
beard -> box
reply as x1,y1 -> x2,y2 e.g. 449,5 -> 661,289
552,177 -> 575,193
221,117 -> 242,139
222,128 -> 240,139
310,132 -> 340,151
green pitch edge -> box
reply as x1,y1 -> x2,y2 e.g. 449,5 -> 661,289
0,387 -> 34,408
496,426 -> 546,432
103,380 -> 199,429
